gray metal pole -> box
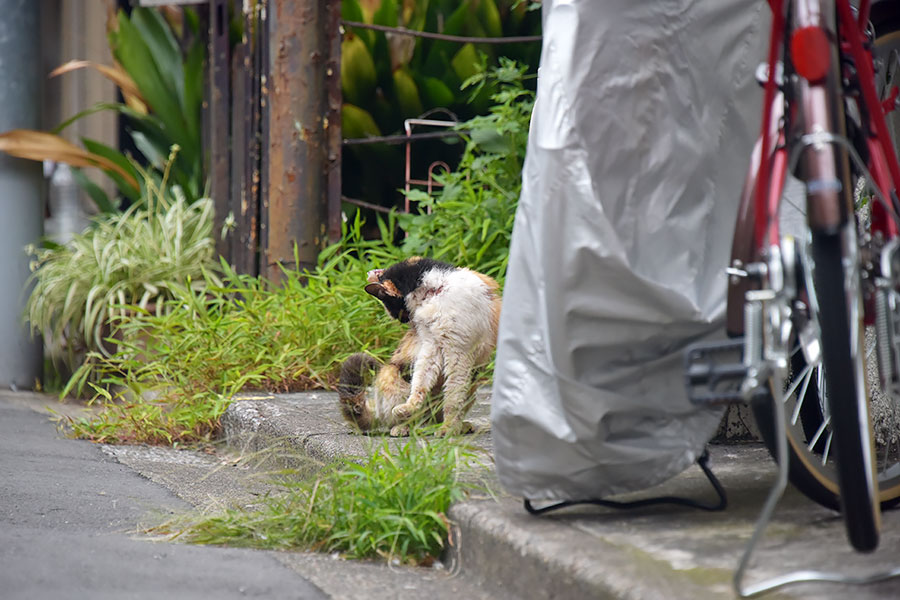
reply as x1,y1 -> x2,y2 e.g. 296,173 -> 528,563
0,0 -> 42,388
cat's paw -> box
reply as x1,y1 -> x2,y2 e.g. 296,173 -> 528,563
436,420 -> 475,437
391,403 -> 414,421
389,424 -> 410,437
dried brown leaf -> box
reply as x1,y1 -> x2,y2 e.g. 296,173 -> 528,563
50,60 -> 148,114
0,129 -> 139,189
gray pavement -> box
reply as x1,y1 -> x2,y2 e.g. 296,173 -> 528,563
9,388 -> 900,599
0,392 -> 326,600
1,392 -> 505,600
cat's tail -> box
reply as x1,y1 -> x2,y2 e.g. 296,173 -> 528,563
338,352 -> 381,431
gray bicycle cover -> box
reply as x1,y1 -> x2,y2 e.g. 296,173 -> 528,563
490,0 -> 768,500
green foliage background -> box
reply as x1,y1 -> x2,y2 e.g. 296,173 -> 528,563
62,7 -> 205,211
340,0 -> 540,210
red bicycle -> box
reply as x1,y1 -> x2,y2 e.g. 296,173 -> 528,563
687,0 -> 900,560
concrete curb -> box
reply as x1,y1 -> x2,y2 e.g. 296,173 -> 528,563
220,393 -> 900,600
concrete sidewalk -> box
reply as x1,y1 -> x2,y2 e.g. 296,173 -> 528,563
222,391 -> 900,600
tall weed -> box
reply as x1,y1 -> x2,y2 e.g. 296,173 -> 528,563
172,436 -> 484,563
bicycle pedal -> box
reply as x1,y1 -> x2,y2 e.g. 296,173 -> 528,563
684,339 -> 749,406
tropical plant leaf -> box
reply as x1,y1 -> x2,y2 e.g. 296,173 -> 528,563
182,37 -> 204,145
70,168 -> 117,214
49,60 -> 148,114
0,130 -> 139,190
52,102 -> 129,135
110,9 -> 193,158
80,138 -> 141,202
129,8 -> 186,116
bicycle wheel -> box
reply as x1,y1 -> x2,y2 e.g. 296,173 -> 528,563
751,228 -> 887,545
748,11 -> 900,554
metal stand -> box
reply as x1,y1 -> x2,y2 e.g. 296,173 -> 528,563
732,388 -> 900,597
524,450 -> 727,516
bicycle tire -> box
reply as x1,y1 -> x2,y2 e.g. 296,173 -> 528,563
810,230 -> 879,552
747,6 -> 900,554
752,16 -> 900,512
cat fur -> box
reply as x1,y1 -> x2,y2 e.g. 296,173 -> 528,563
338,257 -> 501,436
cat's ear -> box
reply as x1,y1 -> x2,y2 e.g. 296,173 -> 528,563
365,281 -> 402,299
365,283 -> 386,298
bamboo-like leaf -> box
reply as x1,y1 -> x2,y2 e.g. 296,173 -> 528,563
50,60 -> 148,114
0,130 -> 139,190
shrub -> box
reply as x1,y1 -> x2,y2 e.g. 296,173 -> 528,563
399,58 -> 534,281
27,160 -> 220,375
61,214 -> 406,444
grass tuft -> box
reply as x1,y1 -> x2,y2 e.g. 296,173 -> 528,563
162,435 -> 485,564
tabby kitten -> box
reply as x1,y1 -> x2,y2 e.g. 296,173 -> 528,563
338,257 -> 501,436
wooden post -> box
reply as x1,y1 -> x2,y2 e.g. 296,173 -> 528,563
262,0 -> 341,281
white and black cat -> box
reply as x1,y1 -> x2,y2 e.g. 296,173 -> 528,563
338,257 -> 502,436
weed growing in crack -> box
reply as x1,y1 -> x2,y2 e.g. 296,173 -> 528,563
161,435 -> 489,564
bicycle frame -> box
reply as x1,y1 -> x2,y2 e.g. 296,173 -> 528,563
727,0 -> 900,338
719,0 -> 900,595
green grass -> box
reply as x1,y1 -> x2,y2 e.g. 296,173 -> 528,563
60,215 -> 409,444
163,435 -> 486,563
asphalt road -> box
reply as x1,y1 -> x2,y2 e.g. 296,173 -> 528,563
0,394 -> 328,600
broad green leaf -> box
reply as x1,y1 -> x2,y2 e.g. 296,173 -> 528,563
111,10 -> 194,160
81,138 -> 141,202
71,168 -> 117,214
130,8 -> 185,115
182,38 -> 204,144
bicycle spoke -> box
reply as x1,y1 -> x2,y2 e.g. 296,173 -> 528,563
882,395 -> 900,475
808,414 -> 832,453
788,365 -> 814,425
822,429 -> 833,467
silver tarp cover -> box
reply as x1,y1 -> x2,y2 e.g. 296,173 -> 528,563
491,0 -> 767,500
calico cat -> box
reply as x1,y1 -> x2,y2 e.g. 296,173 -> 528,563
338,257 -> 502,436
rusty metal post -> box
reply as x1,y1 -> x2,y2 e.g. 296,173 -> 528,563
262,0 -> 341,281
228,4 -> 263,277
325,2 -> 342,244
208,0 -> 231,260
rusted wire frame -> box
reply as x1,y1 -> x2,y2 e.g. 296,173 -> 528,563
343,129 -> 465,146
341,195 -> 393,214
341,20 -> 542,44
